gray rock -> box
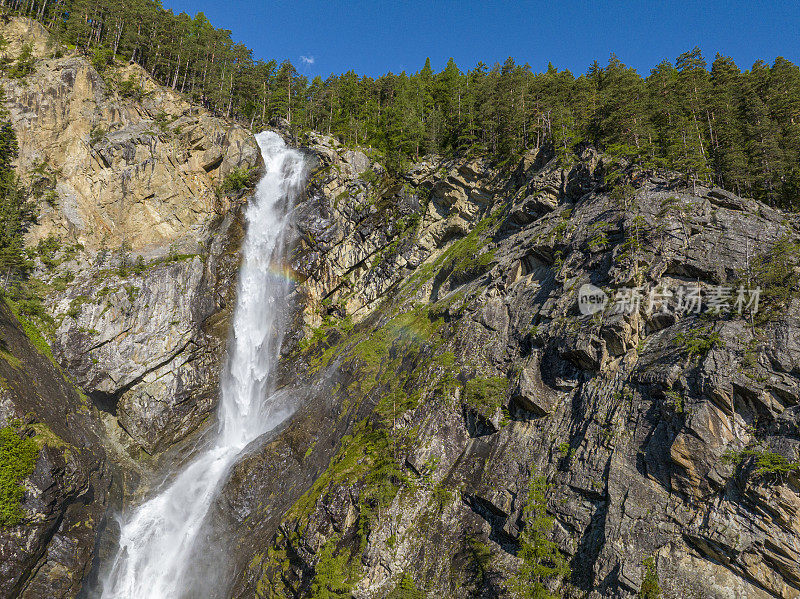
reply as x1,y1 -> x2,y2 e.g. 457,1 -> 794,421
511,353 -> 560,415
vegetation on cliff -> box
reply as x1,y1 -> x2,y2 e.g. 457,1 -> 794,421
512,476 -> 571,599
0,100 -> 32,280
0,424 -> 38,526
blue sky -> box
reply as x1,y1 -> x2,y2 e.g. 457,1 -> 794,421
162,0 -> 800,78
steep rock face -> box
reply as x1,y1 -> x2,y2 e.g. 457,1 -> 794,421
0,302 -> 110,599
49,211 -> 245,454
219,138 -> 800,599
1,17 -> 259,455
2,18 -> 260,254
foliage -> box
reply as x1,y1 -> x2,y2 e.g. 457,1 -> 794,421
289,419 -> 409,592
638,557 -> 661,599
0,425 -> 39,527
463,376 -> 508,418
0,117 -> 36,279
663,389 -> 684,414
309,538 -> 354,599
91,46 -> 114,71
66,294 -> 91,319
89,125 -> 106,145
739,234 -> 800,323
6,43 -> 36,78
3,5 -> 798,205
448,237 -> 495,281
466,535 -> 495,586
219,166 -> 254,195
290,420 -> 406,528
386,574 -> 425,599
724,448 -> 800,481
36,235 -> 61,268
116,74 -> 145,100
360,168 -> 379,185
512,475 -> 571,599
4,295 -> 57,365
557,442 -> 573,458
674,326 -> 722,360
587,221 -> 611,252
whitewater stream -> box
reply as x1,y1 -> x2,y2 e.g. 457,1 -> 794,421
98,131 -> 307,599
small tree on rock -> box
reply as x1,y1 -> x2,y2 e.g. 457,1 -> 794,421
512,475 -> 570,599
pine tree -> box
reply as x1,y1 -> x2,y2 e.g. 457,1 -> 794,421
512,475 -> 570,599
595,55 -> 651,160
7,1 -> 800,209
743,60 -> 783,201
709,54 -> 748,192
0,118 -> 34,281
674,47 -> 712,189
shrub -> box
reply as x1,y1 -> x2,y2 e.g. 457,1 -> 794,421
154,111 -> 172,134
89,125 -> 106,145
360,167 -> 379,185
7,43 -> 35,79
587,221 -> 611,252
463,376 -> 508,418
117,74 -> 145,100
674,326 -> 722,360
739,234 -> 800,324
639,556 -> 661,598
132,255 -> 147,274
219,166 -> 254,195
0,122 -> 36,279
309,537 -> 353,599
66,294 -> 91,319
36,235 -> 61,269
387,574 -> 424,599
724,448 -> 800,481
512,475 -> 570,598
663,389 -> 684,414
91,46 -> 114,71
0,425 -> 39,527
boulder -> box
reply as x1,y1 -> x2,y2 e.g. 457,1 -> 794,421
511,353 -> 560,415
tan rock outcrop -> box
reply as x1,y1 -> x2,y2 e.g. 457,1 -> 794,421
1,17 -> 261,255
0,17 -> 261,454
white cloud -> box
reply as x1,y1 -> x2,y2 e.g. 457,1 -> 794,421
300,55 -> 315,65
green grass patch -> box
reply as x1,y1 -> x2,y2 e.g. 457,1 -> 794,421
67,294 -> 92,319
441,228 -> 495,282
290,419 -> 406,529
309,535 -> 356,598
463,376 -> 508,419
639,556 -> 661,598
0,348 -> 22,369
4,297 -> 57,366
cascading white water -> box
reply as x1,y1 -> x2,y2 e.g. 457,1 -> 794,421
98,131 -> 307,599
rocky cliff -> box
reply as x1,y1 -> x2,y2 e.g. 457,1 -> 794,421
217,135 -> 800,599
1,17 -> 262,457
1,15 -> 799,599
0,17 -> 259,595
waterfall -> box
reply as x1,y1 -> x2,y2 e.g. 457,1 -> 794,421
97,131 -> 307,599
